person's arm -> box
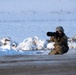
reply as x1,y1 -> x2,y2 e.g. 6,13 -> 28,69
49,36 -> 55,42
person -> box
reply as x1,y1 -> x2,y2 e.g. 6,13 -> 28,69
47,26 -> 69,55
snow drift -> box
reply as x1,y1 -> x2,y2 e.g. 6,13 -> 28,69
0,36 -> 76,56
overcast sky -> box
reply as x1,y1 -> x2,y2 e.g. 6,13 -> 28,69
0,0 -> 76,12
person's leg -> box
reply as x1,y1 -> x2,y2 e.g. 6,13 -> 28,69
48,45 -> 64,55
56,45 -> 63,54
48,49 -> 59,55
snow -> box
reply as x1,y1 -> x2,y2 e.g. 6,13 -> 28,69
0,36 -> 76,56
0,0 -> 76,55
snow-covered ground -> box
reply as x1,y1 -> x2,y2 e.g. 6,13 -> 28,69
0,36 -> 76,56
0,0 -> 76,55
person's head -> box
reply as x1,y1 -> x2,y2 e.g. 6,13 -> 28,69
56,26 -> 64,36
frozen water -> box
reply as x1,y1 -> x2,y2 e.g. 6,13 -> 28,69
0,0 -> 76,55
0,36 -> 76,56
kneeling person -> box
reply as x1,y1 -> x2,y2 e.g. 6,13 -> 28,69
47,26 -> 69,55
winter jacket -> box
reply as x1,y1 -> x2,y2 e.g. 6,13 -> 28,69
49,33 -> 69,54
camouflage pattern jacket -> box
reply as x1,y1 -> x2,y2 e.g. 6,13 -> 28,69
49,34 -> 69,50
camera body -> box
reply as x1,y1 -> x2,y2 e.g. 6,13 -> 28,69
47,31 -> 59,37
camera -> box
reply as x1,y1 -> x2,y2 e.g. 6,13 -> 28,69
47,31 -> 59,37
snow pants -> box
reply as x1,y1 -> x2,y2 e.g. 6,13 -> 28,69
48,45 -> 68,55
